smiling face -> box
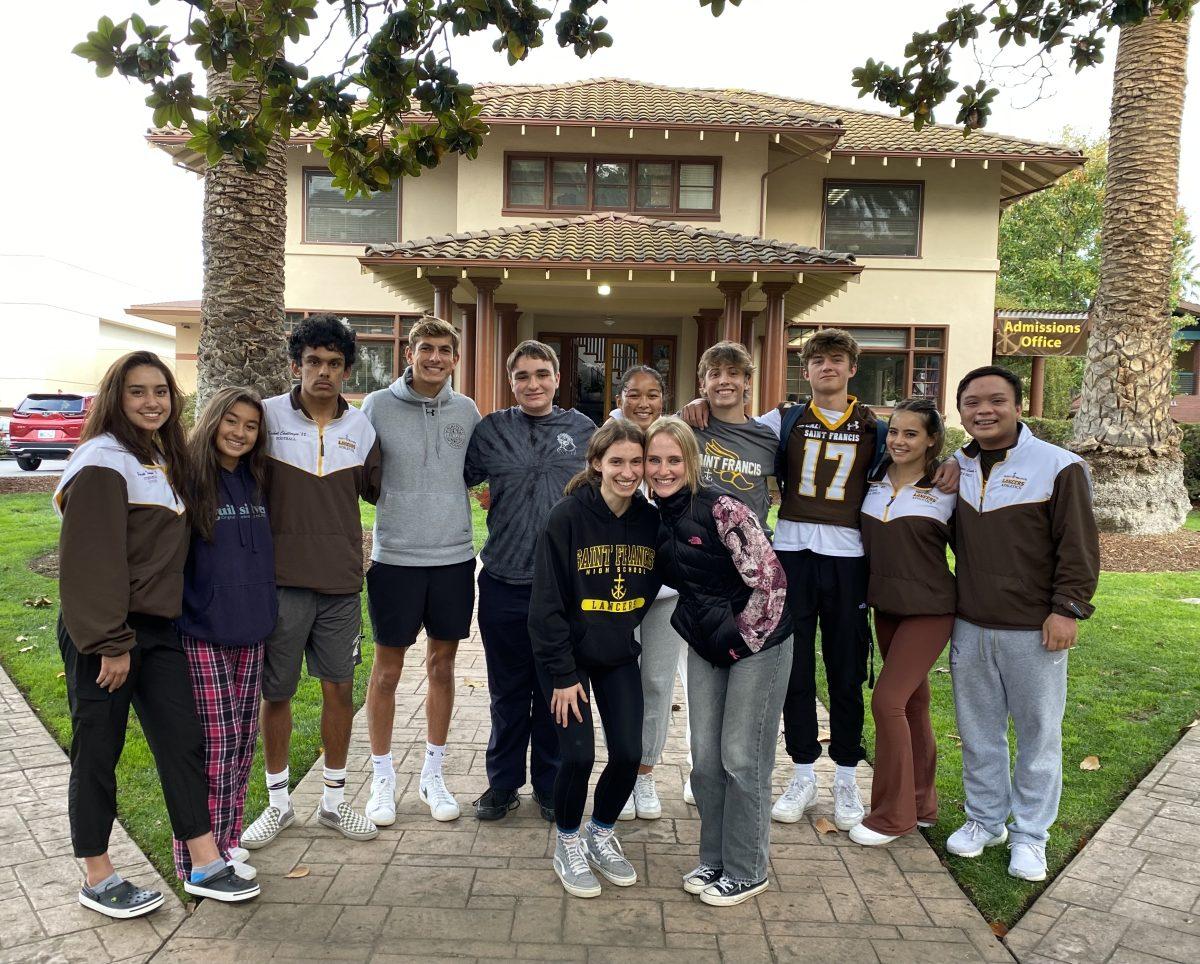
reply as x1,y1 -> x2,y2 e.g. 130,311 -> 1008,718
121,364 -> 172,437
886,409 -> 936,473
406,334 -> 458,396
620,372 -> 664,429
595,439 -> 644,504
958,374 -> 1020,449
509,354 -> 560,416
292,345 -> 349,403
701,363 -> 749,416
804,350 -> 856,397
646,432 -> 688,499
215,400 -> 261,471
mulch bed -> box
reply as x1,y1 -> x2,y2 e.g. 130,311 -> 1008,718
1098,530 -> 1200,573
0,476 -> 58,495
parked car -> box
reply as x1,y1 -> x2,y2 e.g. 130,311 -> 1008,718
7,393 -> 94,470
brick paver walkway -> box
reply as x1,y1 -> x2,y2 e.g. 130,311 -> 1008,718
1005,723 -> 1200,964
0,665 -> 186,964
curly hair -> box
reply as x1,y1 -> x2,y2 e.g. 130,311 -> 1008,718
289,314 -> 357,368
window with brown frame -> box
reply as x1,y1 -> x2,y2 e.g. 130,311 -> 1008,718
785,324 -> 947,410
822,180 -> 923,258
303,170 -> 400,244
504,153 -> 720,217
285,311 -> 418,397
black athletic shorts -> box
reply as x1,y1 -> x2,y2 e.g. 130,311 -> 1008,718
366,559 -> 476,647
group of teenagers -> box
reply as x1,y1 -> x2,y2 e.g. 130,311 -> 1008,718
54,311 -> 1099,921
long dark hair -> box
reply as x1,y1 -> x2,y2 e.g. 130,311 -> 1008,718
564,419 -> 646,494
187,387 -> 269,541
890,396 -> 946,478
82,351 -> 189,500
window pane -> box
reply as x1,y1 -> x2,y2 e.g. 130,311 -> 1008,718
338,314 -> 395,335
912,353 -> 942,402
785,352 -> 810,402
594,162 -> 631,208
823,182 -> 921,257
850,327 -> 908,349
679,163 -> 716,210
285,312 -> 305,332
508,158 -> 546,206
636,162 -> 673,209
915,327 -> 944,348
305,173 -> 398,244
787,326 -> 819,349
345,342 -> 394,395
551,160 -> 588,207
399,316 -> 418,337
849,353 -> 907,407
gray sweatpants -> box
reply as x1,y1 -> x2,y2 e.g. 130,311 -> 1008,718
949,618 -> 1068,846
636,595 -> 689,767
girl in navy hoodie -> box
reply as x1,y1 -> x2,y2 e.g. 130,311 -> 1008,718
172,387 -> 277,883
529,418 -> 661,899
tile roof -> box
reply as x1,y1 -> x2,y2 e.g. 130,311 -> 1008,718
718,89 -> 1082,159
363,211 -> 859,270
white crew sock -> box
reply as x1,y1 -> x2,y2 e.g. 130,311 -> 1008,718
794,762 -> 816,783
421,742 -> 446,786
322,766 -> 347,810
371,752 -> 394,781
835,764 -> 858,786
266,767 -> 290,811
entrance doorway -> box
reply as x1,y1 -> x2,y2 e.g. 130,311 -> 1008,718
539,333 -> 677,425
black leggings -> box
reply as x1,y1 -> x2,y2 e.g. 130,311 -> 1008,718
58,614 -> 211,858
536,659 -> 643,833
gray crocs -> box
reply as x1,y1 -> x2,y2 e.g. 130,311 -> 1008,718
78,879 -> 165,919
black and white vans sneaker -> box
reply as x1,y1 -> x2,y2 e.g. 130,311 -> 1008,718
78,879 -> 164,919
682,864 -> 724,895
698,874 -> 769,907
183,865 -> 261,902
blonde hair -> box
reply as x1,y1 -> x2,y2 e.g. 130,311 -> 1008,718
408,314 -> 460,354
644,415 -> 701,496
564,419 -> 646,494
697,340 -> 754,383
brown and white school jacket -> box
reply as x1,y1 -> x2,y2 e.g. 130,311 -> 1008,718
953,425 -> 1099,631
53,435 -> 188,655
860,466 -> 956,617
264,388 -> 381,595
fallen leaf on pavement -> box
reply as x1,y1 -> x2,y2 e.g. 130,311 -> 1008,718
990,922 -> 1009,937
463,678 -> 486,689
1079,755 -> 1101,771
1185,719 -> 1198,731
284,866 -> 310,879
814,817 -> 839,834
817,730 -> 831,743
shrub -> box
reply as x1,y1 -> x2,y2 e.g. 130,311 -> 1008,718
1024,417 -> 1073,447
1181,423 -> 1200,504
941,426 -> 967,458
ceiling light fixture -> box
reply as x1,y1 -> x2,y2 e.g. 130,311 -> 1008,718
597,283 -> 612,296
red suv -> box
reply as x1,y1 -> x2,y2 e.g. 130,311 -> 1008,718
8,393 -> 95,470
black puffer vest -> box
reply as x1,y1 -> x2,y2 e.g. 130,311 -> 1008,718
657,486 -> 791,667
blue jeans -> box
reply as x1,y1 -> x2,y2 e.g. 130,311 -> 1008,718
687,637 -> 793,882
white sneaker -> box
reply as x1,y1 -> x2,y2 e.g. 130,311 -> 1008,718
366,772 -> 397,827
227,859 -> 257,880
633,773 -> 662,820
618,793 -> 637,821
228,846 -> 250,863
833,781 -> 865,831
1008,842 -> 1047,881
419,773 -> 461,822
946,820 -> 1009,858
683,775 -> 695,806
772,774 -> 817,823
848,823 -> 897,847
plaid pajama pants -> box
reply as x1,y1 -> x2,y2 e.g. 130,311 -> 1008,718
172,637 -> 264,879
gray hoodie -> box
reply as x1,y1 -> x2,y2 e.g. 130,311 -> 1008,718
361,368 -> 481,568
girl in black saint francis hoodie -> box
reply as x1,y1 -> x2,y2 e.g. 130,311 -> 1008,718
171,388 -> 277,885
529,419 -> 661,899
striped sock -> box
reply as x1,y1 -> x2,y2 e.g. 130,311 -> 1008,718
322,766 -> 347,810
266,767 -> 290,811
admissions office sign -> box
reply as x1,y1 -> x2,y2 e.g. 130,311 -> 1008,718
994,310 -> 1089,357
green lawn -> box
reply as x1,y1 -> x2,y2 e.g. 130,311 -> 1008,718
1186,508 -> 1199,531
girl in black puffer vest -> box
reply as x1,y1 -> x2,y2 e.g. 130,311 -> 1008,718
647,416 -> 792,909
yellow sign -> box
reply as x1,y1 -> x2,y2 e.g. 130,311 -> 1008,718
994,316 -> 1088,357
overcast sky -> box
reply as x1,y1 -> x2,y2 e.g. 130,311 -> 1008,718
2,0 -> 1196,302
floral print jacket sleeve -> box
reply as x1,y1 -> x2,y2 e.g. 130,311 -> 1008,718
712,495 -> 788,653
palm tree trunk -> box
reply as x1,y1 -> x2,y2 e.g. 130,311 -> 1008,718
1073,6 -> 1192,534
196,2 -> 290,409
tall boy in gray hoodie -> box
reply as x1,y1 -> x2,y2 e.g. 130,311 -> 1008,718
360,316 -> 481,825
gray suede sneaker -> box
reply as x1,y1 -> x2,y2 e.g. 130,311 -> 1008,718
583,824 -> 637,886
553,833 -> 601,898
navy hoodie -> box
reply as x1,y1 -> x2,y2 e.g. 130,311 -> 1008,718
528,482 -> 661,688
178,460 -> 277,646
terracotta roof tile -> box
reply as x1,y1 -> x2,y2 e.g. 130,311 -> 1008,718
364,211 -> 858,269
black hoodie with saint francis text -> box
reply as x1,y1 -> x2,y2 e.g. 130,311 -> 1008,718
529,481 -> 662,689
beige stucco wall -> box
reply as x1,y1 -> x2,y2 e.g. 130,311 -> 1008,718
173,323 -> 200,394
